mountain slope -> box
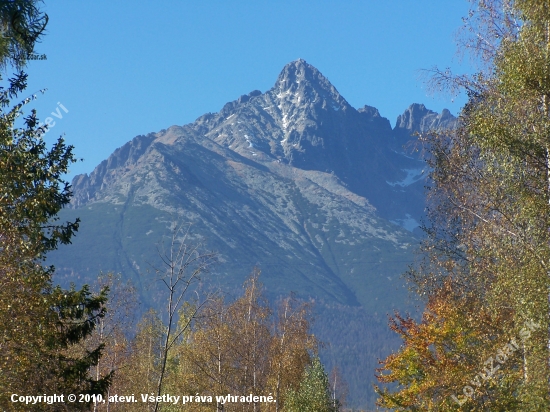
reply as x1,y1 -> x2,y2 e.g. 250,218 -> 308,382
49,59 -> 456,407
61,123 -> 416,312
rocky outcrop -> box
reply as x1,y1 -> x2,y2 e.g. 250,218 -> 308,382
394,103 -> 457,139
358,105 -> 393,134
70,133 -> 157,207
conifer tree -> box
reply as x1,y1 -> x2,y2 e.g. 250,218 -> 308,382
0,51 -> 111,412
0,0 -> 48,69
283,357 -> 338,412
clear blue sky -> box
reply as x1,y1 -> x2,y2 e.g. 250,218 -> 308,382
21,0 -> 474,179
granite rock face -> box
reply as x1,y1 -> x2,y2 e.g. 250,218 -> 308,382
71,60 -> 456,229
395,103 -> 456,135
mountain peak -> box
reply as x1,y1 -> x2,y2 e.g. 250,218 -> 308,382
274,59 -> 343,100
394,103 -> 457,135
277,59 -> 319,83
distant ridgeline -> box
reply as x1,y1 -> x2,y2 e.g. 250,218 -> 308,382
49,59 -> 456,408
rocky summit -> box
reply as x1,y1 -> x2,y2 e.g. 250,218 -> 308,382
50,59 -> 456,408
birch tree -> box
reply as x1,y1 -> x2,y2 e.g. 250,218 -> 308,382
151,223 -> 216,412
378,0 -> 550,408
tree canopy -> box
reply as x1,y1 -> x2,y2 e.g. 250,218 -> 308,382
0,0 -> 47,70
377,0 -> 550,409
0,4 -> 112,408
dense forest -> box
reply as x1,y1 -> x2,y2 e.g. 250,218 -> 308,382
4,0 -> 550,411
